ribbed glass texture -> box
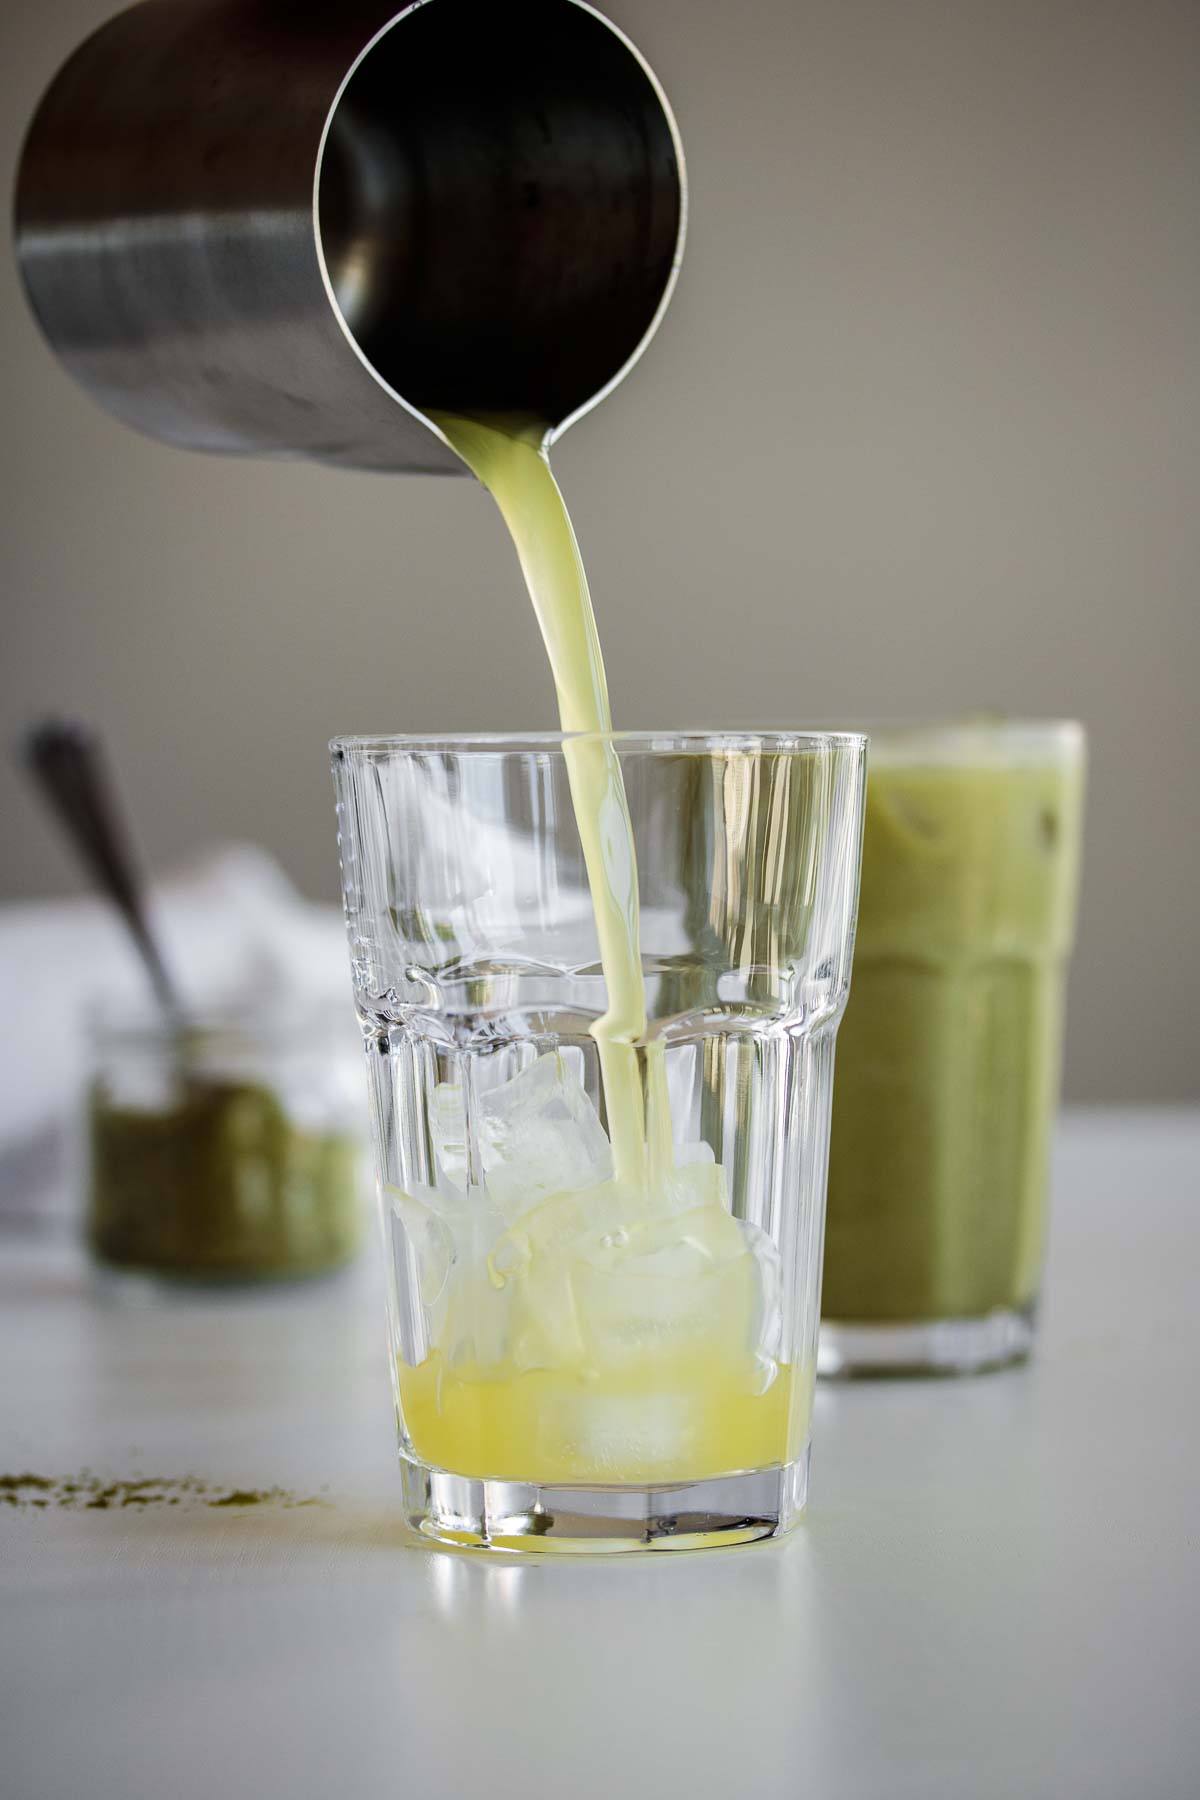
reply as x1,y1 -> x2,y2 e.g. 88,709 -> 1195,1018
332,731 -> 866,1526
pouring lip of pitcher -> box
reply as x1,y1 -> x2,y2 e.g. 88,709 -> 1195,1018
312,0 -> 689,457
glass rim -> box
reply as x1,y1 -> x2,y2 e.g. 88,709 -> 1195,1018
846,717 -> 1085,765
330,727 -> 869,758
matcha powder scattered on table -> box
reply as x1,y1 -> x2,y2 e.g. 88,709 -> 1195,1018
0,1472 -> 322,1511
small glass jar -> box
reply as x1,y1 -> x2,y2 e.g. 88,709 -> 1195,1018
85,1001 -> 366,1283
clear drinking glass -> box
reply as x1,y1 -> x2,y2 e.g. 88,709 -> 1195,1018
332,730 -> 866,1552
820,720 -> 1086,1376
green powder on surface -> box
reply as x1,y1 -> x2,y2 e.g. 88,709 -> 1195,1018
0,1472 -> 325,1512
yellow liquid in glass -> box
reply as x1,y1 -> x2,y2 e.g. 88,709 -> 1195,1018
403,1351 -> 804,1486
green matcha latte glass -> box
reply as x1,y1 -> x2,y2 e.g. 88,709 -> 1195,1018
820,721 -> 1085,1376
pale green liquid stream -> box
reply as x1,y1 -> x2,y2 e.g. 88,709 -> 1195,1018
429,412 -> 656,1184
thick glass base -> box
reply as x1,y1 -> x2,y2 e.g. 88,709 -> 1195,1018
817,1303 -> 1036,1378
398,1451 -> 809,1554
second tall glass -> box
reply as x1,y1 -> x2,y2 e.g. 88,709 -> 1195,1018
333,730 -> 866,1552
821,720 -> 1085,1376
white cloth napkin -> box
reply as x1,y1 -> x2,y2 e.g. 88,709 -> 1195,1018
0,845 -> 354,1216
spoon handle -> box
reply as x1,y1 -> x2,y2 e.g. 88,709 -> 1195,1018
22,719 -> 180,1017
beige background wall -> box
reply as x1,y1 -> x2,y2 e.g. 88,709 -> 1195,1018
2,0 -> 1197,1100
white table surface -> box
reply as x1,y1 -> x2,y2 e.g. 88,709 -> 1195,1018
2,1109 -> 1197,1800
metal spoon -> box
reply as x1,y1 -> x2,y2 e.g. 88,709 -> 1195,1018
21,718 -> 181,1019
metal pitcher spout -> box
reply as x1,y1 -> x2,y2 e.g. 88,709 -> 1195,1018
14,0 -> 686,474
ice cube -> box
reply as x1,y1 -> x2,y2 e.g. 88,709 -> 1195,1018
439,1251 -> 513,1371
736,1218 -> 783,1390
572,1203 -> 757,1373
486,1179 -> 633,1371
477,1052 -> 613,1222
489,1181 -> 633,1278
638,1201 -> 748,1267
660,1143 -> 729,1216
537,1390 -> 694,1482
387,1182 -> 509,1364
387,1184 -> 454,1308
430,1083 -> 469,1191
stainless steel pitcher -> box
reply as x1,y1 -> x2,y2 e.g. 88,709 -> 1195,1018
14,0 -> 686,474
